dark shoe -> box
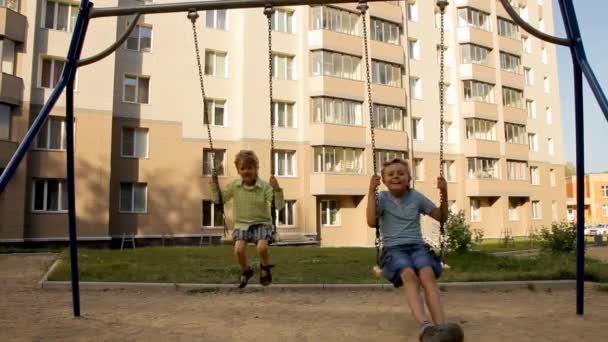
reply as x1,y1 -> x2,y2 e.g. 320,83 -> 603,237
430,323 -> 464,342
260,264 -> 274,286
419,325 -> 439,342
238,266 -> 254,289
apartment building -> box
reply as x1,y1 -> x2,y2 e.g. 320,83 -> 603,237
0,0 -> 566,246
565,174 -> 608,225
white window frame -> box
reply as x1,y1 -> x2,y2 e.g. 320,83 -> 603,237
505,122 -> 527,145
202,200 -> 224,228
524,67 -> 534,85
507,160 -> 528,181
122,74 -> 150,104
470,199 -> 481,222
31,178 -> 68,212
468,158 -> 499,179
320,199 -> 340,227
548,138 -> 555,156
272,101 -> 296,128
312,50 -> 362,81
460,43 -> 490,65
414,158 -> 424,181
465,118 -> 497,141
121,127 -> 149,159
550,169 -> 556,187
119,183 -> 148,214
372,60 -> 402,87
202,148 -> 226,176
508,198 -> 520,221
39,56 -> 67,89
463,80 -> 494,103
42,0 -> 79,32
407,1 -> 419,22
276,200 -> 297,227
497,17 -> 519,39
410,77 -> 422,99
530,166 -> 540,185
601,185 -> 608,198
0,38 -> 16,75
313,146 -> 364,174
408,38 -> 420,60
442,160 -> 456,182
546,107 -> 553,125
0,104 -> 9,141
544,77 -> 550,93
412,117 -> 424,140
371,17 -> 400,45
273,150 -> 296,177
312,97 -> 363,126
35,116 -> 67,151
532,200 -> 542,220
528,133 -> 538,152
272,53 -> 295,80
204,99 -> 227,127
502,87 -> 524,108
603,204 -> 608,217
204,50 -> 228,78
541,47 -> 548,64
373,104 -> 404,131
205,9 -> 228,30
271,8 -> 295,34
527,99 -> 536,118
125,22 -> 153,52
311,6 -> 360,36
522,35 -> 532,53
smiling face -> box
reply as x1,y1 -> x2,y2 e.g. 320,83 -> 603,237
236,160 -> 258,186
381,160 -> 411,196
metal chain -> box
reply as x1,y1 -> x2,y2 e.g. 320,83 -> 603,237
437,1 -> 448,263
358,1 -> 381,266
189,10 -> 226,235
265,5 -> 278,237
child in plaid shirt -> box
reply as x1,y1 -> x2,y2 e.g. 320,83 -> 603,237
211,150 -> 284,288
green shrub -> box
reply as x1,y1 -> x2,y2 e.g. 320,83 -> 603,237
445,211 -> 473,252
540,221 -> 577,253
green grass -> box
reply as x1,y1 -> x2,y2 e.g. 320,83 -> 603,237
46,246 -> 608,284
472,237 -> 540,253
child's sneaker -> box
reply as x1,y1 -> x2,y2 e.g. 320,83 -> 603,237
260,264 -> 274,286
434,323 -> 464,342
238,266 -> 254,289
419,324 -> 438,342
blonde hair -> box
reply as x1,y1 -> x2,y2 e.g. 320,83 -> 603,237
381,158 -> 412,186
234,150 -> 259,168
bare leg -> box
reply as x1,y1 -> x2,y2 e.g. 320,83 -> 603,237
257,239 -> 270,266
234,240 -> 248,272
401,268 -> 428,324
419,267 -> 445,325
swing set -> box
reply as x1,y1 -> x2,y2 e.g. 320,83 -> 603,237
0,0 -> 606,319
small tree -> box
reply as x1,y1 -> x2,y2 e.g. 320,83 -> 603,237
540,221 -> 577,253
445,210 -> 473,252
472,228 -> 484,244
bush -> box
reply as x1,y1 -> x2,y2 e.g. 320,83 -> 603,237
540,221 -> 577,253
445,211 -> 473,252
472,228 -> 484,244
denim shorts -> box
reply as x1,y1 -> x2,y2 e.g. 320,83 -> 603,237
380,243 -> 442,288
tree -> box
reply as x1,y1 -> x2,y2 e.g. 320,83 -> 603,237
565,162 -> 576,177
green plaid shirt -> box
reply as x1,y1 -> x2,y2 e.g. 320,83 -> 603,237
211,179 -> 285,230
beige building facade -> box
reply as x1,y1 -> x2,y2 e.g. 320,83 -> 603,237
0,0 -> 566,246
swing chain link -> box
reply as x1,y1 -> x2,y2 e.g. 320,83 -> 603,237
265,5 -> 278,238
189,9 -> 227,235
437,0 -> 448,262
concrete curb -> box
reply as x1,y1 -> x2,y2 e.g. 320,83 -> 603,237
38,256 -> 62,288
41,279 -> 600,292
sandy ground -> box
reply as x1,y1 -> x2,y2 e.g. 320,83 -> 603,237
1,254 -> 608,342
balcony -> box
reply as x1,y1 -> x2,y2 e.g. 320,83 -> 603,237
0,72 -> 22,106
454,0 -> 492,13
371,84 -> 407,108
460,64 -> 496,84
457,26 -> 493,48
310,173 -> 368,195
466,178 -> 530,197
501,70 -> 525,89
503,106 -> 527,124
463,139 -> 500,157
308,76 -> 364,101
373,129 -> 409,151
461,101 -> 499,117
0,7 -> 26,43
308,30 -> 363,57
505,143 -> 529,160
368,2 -> 403,23
498,35 -> 523,55
309,123 -> 366,147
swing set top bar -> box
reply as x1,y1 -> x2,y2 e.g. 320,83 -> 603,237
89,0 -> 388,19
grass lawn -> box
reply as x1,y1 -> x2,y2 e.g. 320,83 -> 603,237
472,237 -> 540,253
47,246 -> 608,285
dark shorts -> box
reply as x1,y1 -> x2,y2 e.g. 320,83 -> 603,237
380,243 -> 442,288
232,224 -> 275,244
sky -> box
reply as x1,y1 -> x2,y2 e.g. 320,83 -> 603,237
552,0 -> 608,173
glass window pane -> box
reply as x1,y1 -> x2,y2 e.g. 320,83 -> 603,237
127,26 -> 139,50
124,76 -> 136,102
45,2 -> 55,29
122,128 -> 134,156
41,59 -> 52,88
135,130 -> 147,158
34,179 -> 45,210
49,118 -> 62,149
60,181 -> 68,210
202,201 -> 211,226
120,184 -> 132,211
47,179 -> 59,211
53,60 -> 64,87
216,10 -> 226,29
216,53 -> 226,77
57,3 -> 69,31
140,27 -> 152,52
138,77 -> 149,104
134,184 -> 146,212
214,102 -> 224,126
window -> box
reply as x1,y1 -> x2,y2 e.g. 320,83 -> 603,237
0,38 -> 16,75
320,199 -> 340,226
442,160 -> 456,182
552,201 -> 557,221
119,183 -> 147,213
519,5 -> 529,20
376,150 -> 407,174
436,45 -> 452,65
538,17 -> 545,32
522,35 -> 532,53
460,44 -> 490,65
465,118 -> 496,141
371,17 -> 400,44
408,39 -> 420,60
273,53 -> 295,80
467,158 -> 499,179
373,104 -> 404,130
528,133 -> 538,152
502,87 -> 524,108
276,200 -> 296,227
273,150 -> 296,177
500,52 -> 522,73
602,185 -> 608,198
524,67 -> 534,85
204,50 -> 227,78
470,199 -> 481,222
36,116 -> 67,150
541,47 -> 548,64
448,200 -> 458,214
532,200 -> 542,219
311,50 -> 361,81
530,166 -> 540,185
204,99 -> 226,126
40,56 -> 66,89
497,17 -> 518,39
313,146 -> 364,173
126,23 -> 152,52
458,7 -> 490,31
407,1 -> 419,22
414,158 -> 424,181
32,178 -> 67,212
44,0 -> 78,32
548,138 -> 554,155
206,9 -> 227,30
509,198 -> 520,221
1,0 -> 19,11
123,74 -> 150,104
311,97 -> 362,126
202,200 -> 224,228
412,118 -> 423,140
271,9 -> 294,33
546,107 -> 552,124
603,204 -> 608,217
202,149 -> 225,176
527,99 -> 536,118
550,169 -> 556,187
443,121 -> 456,144
121,127 -> 148,158
544,77 -> 550,93
372,60 -> 402,87
0,104 -> 9,140
410,77 -> 422,99
505,123 -> 526,144
311,6 -> 360,35
272,101 -> 295,128
507,160 -> 527,181
463,80 -> 494,103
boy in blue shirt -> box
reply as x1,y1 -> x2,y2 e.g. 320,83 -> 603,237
367,158 -> 462,341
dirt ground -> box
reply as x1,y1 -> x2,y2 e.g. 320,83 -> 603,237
1,254 -> 608,342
